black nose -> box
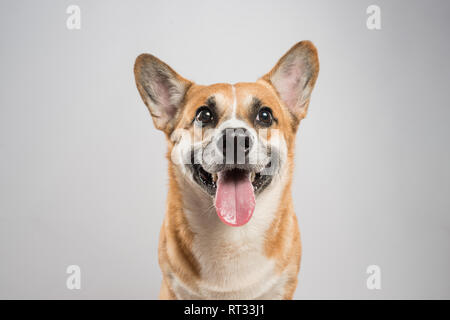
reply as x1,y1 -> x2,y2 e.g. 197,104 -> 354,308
217,128 -> 253,164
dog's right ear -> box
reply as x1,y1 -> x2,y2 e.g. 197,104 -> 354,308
134,54 -> 192,132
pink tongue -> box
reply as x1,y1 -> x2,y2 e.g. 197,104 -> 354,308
215,171 -> 255,227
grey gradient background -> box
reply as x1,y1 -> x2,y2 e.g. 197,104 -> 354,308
1,0 -> 449,299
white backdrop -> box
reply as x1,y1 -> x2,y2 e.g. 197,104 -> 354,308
0,0 -> 449,299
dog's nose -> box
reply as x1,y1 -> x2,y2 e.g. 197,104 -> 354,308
217,128 -> 253,164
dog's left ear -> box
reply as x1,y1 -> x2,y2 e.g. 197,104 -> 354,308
261,41 -> 319,123
134,54 -> 192,133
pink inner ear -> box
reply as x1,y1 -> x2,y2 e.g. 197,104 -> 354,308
271,55 -> 305,114
154,78 -> 176,118
272,57 -> 305,114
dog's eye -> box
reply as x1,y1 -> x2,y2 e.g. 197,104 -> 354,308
256,107 -> 273,127
195,106 -> 214,126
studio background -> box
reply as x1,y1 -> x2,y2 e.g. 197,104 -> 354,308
1,0 -> 449,299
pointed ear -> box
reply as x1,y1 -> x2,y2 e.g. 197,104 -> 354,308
134,54 -> 192,132
261,41 -> 319,122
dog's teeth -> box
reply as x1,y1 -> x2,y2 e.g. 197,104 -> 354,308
251,172 -> 255,182
212,173 -> 218,182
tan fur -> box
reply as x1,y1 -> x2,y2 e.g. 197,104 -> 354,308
134,41 -> 319,300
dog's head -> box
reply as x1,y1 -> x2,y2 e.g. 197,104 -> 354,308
134,41 -> 319,227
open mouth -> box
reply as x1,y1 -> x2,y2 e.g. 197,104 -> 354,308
191,164 -> 273,227
192,164 -> 272,195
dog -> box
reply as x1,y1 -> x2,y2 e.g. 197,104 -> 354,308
133,41 -> 319,299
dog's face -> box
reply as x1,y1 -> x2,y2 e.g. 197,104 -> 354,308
134,41 -> 319,227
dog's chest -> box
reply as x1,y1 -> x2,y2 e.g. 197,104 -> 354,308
169,221 -> 287,299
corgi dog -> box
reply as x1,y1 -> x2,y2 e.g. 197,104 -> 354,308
134,41 -> 319,300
